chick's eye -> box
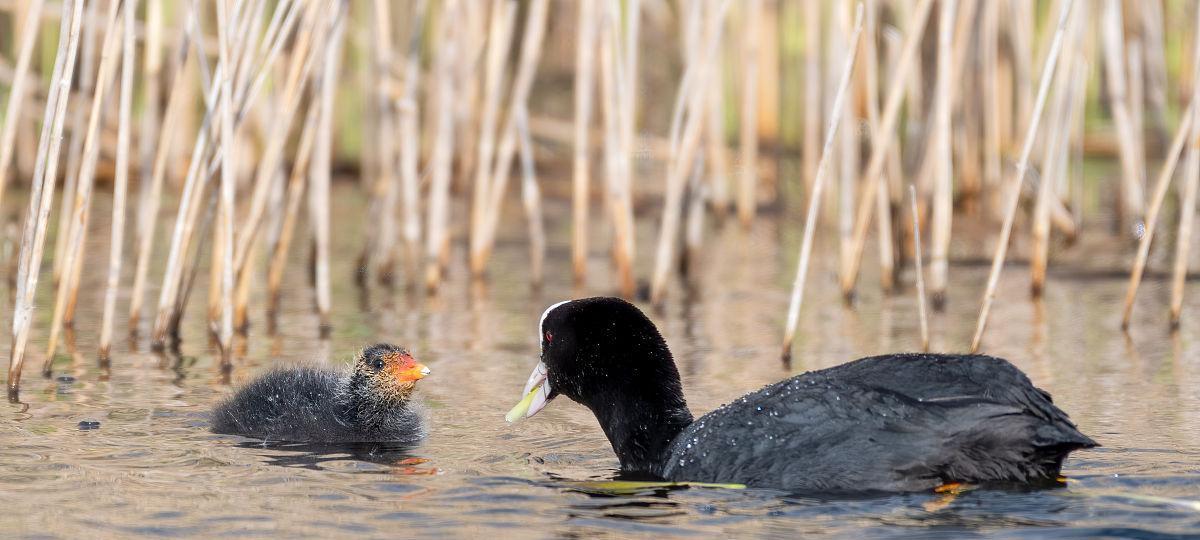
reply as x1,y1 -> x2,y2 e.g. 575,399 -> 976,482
372,358 -> 385,370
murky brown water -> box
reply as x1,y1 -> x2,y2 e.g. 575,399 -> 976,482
2,182 -> 1198,538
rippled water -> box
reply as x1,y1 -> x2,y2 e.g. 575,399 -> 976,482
2,183 -> 1198,538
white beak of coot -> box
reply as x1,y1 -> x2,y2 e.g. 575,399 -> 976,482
506,361 -> 553,422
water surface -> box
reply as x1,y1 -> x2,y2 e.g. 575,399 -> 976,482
2,184 -> 1198,538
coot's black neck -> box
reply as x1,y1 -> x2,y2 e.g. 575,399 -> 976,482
546,296 -> 696,476
586,378 -> 694,476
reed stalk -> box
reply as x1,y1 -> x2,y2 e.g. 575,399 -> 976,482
971,0 -> 1075,353
44,0 -> 125,366
669,3 -> 702,172
620,0 -> 641,246
1030,91 -> 1071,296
232,1 -> 330,331
801,0 -> 820,195
1128,37 -> 1145,185
1100,0 -> 1145,231
0,0 -> 45,209
99,0 -> 137,361
230,0 -> 323,303
395,96 -> 421,275
604,0 -> 638,297
136,0 -> 163,221
781,3 -> 864,362
572,0 -> 598,285
899,4 -> 924,151
981,1 -> 1001,209
676,3 -> 704,270
1121,105 -> 1195,329
153,0 -> 301,344
704,0 -> 730,218
267,102 -> 320,316
834,0 -> 855,295
468,0 -> 516,277
9,0 -> 37,182
597,0 -> 624,284
862,0 -> 894,294
208,207 -> 225,333
215,0 -> 237,361
1169,7 -> 1200,329
234,0 -> 299,118
476,0 -> 550,277
1010,0 -> 1033,138
684,152 -> 707,276
7,0 -> 83,396
596,0 -> 635,296
1066,19 -> 1090,222
229,0 -> 266,96
157,100 -> 225,336
398,1 -> 428,289
424,0 -> 461,292
516,108 -> 546,287
309,1 -> 345,333
737,0 -> 762,227
909,185 -> 929,352
838,0 -> 934,302
1140,0 -> 1169,141
150,44 -> 223,347
129,21 -> 197,333
3,0 -> 1198,390
650,0 -> 730,307
948,0 -> 978,208
369,0 -> 399,283
1031,18 -> 1083,299
454,4 -> 487,197
150,122 -> 212,348
928,0 -> 958,309
54,0 -> 98,288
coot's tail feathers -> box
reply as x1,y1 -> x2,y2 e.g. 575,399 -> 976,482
1028,417 -> 1098,480
828,354 -> 1098,485
1035,419 -> 1098,450
835,353 -> 1097,446
934,398 -> 1096,485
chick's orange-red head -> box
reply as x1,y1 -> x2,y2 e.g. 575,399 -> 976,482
384,351 -> 429,383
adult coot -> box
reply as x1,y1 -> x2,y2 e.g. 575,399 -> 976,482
212,343 -> 430,443
507,297 -> 1096,493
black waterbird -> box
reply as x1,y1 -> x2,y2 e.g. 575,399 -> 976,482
507,297 -> 1096,493
212,343 -> 430,443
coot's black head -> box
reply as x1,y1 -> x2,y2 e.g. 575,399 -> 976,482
507,298 -> 692,473
348,343 -> 430,404
510,297 -> 680,413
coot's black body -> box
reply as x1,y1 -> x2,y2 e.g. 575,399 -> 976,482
663,353 -> 1095,492
514,297 -> 1096,493
212,344 -> 428,443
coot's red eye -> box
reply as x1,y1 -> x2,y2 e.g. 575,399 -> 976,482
544,331 -> 553,343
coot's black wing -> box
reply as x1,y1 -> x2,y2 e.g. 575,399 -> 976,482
662,354 -> 1095,492
820,354 -> 1081,424
211,369 -> 358,441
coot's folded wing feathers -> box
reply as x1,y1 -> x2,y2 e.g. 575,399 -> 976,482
663,355 -> 1095,492
823,353 -> 1087,427
664,377 -> 963,492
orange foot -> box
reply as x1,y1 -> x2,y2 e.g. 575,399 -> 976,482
394,466 -> 440,476
934,481 -> 970,494
924,482 -> 974,512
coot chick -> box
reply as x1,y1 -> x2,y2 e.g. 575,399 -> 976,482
212,343 -> 430,443
507,297 -> 1096,493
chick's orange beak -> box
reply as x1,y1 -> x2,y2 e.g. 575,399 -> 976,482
388,353 -> 431,382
